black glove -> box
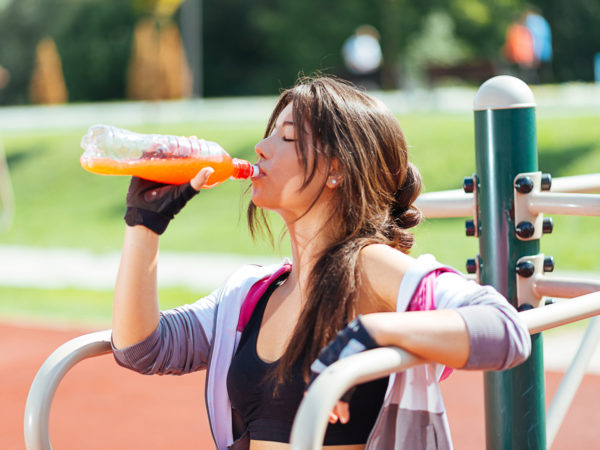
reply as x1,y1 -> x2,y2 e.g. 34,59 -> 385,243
124,177 -> 199,235
307,315 -> 379,401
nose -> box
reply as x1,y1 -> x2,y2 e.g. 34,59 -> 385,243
254,137 -> 270,160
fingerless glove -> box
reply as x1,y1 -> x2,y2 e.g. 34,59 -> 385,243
124,177 -> 199,235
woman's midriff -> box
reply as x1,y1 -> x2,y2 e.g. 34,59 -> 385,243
250,441 -> 365,450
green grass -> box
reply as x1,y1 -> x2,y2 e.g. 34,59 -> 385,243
0,107 -> 598,324
0,285 -> 209,328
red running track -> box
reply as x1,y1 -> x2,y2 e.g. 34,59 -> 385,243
2,321 -> 599,449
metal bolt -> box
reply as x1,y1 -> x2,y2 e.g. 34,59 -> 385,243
514,176 -> 534,194
541,173 -> 552,191
516,260 -> 535,278
465,219 -> 476,237
463,177 -> 474,193
543,217 -> 554,234
544,256 -> 555,273
516,221 -> 535,239
466,258 -> 478,274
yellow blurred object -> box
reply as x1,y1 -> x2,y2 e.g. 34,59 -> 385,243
29,37 -> 68,104
154,0 -> 185,17
127,18 -> 192,100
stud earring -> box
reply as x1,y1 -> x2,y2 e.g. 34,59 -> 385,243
331,179 -> 337,185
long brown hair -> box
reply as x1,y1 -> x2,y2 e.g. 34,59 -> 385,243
248,75 -> 422,384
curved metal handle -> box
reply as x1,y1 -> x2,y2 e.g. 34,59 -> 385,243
290,291 -> 600,450
24,329 -> 112,450
290,347 -> 425,450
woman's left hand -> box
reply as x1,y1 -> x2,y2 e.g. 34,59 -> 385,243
328,401 -> 350,424
306,315 -> 380,424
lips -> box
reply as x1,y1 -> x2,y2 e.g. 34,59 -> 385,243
251,165 -> 266,180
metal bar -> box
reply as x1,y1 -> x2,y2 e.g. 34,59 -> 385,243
551,173 -> 600,194
535,276 -> 600,299
24,330 -> 112,450
473,75 -> 546,449
414,190 -> 473,218
291,291 -> 600,449
290,347 -> 424,450
528,192 -> 600,216
519,291 -> 600,335
546,317 -> 600,448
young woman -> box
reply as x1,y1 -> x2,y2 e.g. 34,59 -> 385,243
111,76 -> 531,449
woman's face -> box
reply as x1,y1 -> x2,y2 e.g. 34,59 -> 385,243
251,103 -> 329,221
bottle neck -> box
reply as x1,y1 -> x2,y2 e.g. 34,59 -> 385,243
232,159 -> 259,179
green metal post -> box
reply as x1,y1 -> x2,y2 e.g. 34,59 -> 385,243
473,76 -> 546,449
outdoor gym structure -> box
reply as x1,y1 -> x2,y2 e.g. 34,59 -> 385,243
24,76 -> 600,449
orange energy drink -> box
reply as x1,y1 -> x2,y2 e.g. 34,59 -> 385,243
80,124 -> 257,188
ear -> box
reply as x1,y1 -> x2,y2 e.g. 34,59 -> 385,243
327,158 -> 343,188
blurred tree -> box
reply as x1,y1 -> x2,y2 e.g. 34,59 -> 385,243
0,0 -> 598,104
53,0 -> 138,102
446,0 -> 524,61
0,0 -> 51,104
528,0 -> 600,82
201,0 -> 441,95
127,0 -> 192,100
29,37 -> 68,104
0,0 -> 137,104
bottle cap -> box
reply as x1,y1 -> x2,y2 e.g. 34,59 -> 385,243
232,159 -> 259,179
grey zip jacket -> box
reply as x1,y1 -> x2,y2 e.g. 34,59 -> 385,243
112,255 -> 531,449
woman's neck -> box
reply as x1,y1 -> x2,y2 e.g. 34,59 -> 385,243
284,209 -> 338,296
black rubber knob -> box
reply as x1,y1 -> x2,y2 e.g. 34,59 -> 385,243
516,261 -> 535,278
465,219 -> 476,237
463,177 -> 474,193
516,221 -> 535,238
515,176 -> 534,194
543,217 -> 554,234
466,258 -> 477,274
541,173 -> 552,191
544,256 -> 555,273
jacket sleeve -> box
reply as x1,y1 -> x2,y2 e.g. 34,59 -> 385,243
434,272 -> 532,371
111,288 -> 220,375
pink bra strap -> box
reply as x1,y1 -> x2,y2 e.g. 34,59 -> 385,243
237,264 -> 292,332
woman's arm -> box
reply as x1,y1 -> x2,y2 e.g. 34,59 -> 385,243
360,310 -> 470,369
112,225 -> 161,349
112,168 -> 213,350
356,244 -> 530,370
355,245 -> 470,367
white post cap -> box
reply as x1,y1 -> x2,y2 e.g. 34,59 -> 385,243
473,75 -> 536,111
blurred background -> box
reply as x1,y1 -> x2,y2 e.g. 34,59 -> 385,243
0,0 -> 599,103
0,0 -> 598,325
0,1 -> 599,448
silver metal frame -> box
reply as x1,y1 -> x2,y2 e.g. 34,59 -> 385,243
24,330 -> 112,450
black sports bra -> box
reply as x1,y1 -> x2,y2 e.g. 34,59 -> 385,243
226,274 -> 389,444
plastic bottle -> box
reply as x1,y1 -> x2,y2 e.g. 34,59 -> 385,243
80,124 -> 258,187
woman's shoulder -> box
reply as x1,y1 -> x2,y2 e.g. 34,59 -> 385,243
357,246 -> 458,313
357,244 -> 414,313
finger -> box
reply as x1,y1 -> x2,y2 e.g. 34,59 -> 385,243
337,401 -> 350,424
190,167 -> 215,191
328,412 -> 338,424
